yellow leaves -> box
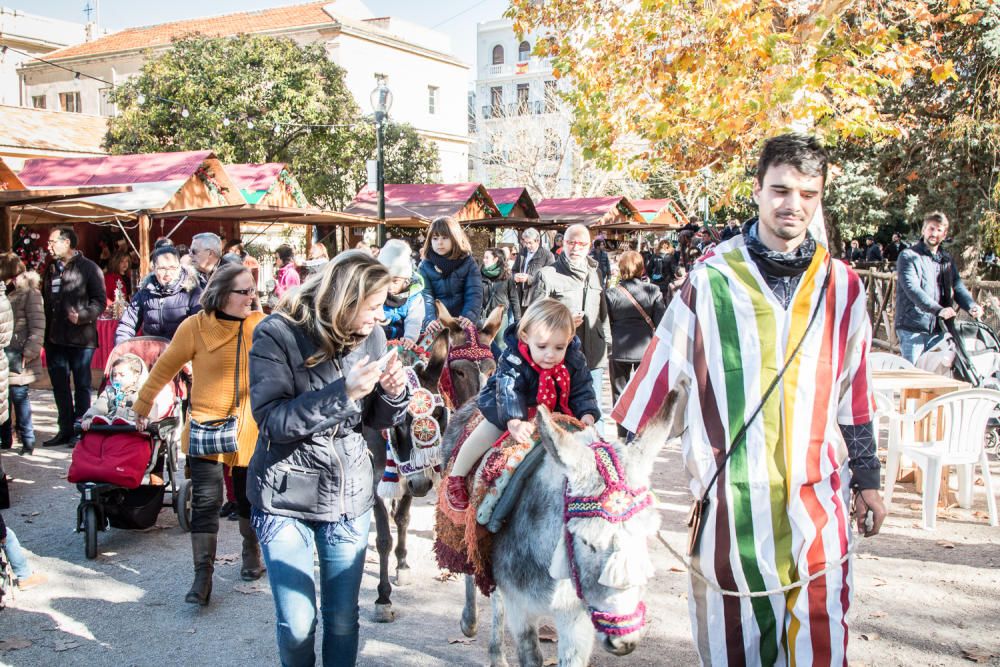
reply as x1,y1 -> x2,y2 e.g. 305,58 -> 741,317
954,10 -> 985,25
930,59 -> 958,85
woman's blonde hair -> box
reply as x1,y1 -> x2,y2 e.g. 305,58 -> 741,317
277,250 -> 391,366
516,298 -> 576,342
422,216 -> 471,260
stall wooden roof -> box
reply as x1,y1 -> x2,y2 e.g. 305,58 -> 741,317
149,203 -> 380,226
345,183 -> 503,225
226,163 -> 310,208
18,150 -> 245,212
534,196 -> 644,227
488,187 -> 539,219
630,198 -> 687,228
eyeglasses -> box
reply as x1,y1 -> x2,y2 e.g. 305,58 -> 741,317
565,240 -> 590,248
230,288 -> 255,296
154,265 -> 180,273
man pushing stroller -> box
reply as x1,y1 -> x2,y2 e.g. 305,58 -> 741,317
895,211 -> 983,364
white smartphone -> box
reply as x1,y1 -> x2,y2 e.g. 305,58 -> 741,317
375,349 -> 397,372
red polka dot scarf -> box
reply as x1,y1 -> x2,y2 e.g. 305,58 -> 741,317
517,340 -> 571,416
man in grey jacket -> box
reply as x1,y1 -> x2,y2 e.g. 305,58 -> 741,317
895,211 -> 982,363
530,223 -> 610,432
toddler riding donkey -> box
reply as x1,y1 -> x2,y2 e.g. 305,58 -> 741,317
445,298 -> 599,510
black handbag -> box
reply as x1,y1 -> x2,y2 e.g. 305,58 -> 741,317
4,348 -> 22,375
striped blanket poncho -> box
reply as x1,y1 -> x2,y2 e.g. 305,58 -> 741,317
613,234 -> 873,667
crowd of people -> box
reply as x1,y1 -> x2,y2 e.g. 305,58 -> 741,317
0,132 -> 989,666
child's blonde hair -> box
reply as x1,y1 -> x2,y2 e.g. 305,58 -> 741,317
517,298 -> 576,341
109,354 -> 144,382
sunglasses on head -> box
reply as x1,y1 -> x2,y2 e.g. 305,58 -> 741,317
230,288 -> 255,296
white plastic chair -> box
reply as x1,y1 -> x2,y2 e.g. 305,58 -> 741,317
873,390 -> 901,458
870,352 -> 916,371
884,388 -> 1000,529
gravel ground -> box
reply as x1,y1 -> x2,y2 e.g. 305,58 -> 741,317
1,388 -> 999,666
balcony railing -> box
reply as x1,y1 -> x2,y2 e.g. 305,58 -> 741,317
480,100 -> 549,119
484,57 -> 550,78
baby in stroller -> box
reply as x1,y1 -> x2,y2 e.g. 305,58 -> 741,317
81,354 -> 158,429
70,353 -> 172,488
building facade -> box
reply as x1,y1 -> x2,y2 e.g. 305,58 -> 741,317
471,18 -> 575,198
17,1 -> 469,182
0,7 -> 93,108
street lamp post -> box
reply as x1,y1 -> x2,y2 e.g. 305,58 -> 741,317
371,79 -> 393,247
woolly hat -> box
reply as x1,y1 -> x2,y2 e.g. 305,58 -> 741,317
379,239 -> 414,279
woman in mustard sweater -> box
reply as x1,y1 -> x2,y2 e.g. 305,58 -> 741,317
134,263 -> 264,606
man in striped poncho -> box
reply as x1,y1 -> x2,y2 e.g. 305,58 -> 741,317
613,134 -> 887,666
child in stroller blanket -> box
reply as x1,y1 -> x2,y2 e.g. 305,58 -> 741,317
81,354 -> 149,430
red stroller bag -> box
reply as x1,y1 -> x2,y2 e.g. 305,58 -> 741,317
68,431 -> 153,489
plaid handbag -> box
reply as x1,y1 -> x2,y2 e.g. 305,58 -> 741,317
188,321 -> 243,458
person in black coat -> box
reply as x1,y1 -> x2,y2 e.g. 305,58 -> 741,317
247,251 -> 410,666
511,227 -> 555,311
115,246 -> 203,344
41,227 -> 106,446
481,247 -> 521,351
647,239 -> 677,299
589,239 -> 611,287
865,237 -> 883,262
417,216 -> 482,329
884,233 -> 908,263
606,251 -> 667,437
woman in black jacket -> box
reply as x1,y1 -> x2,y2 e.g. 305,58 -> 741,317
606,251 -> 666,437
481,247 -> 520,351
247,251 -> 409,667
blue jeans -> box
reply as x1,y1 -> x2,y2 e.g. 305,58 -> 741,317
898,330 -> 933,364
45,344 -> 95,435
254,508 -> 373,667
1,385 -> 35,448
590,367 -> 605,437
2,527 -> 32,580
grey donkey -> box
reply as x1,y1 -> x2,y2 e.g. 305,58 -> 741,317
441,389 -> 684,667
367,304 -> 505,623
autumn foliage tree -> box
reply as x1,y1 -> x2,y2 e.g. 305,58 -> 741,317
508,0 -> 983,183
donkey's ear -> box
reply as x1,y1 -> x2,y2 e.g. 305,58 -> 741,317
435,300 -> 458,329
418,328 -> 449,387
479,305 -> 505,345
536,405 -> 592,476
629,379 -> 688,480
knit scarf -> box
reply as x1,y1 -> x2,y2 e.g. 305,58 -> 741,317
425,249 -> 466,276
481,262 -> 502,280
517,340 -> 571,416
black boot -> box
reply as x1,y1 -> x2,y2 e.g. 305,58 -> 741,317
238,517 -> 266,581
185,533 -> 217,605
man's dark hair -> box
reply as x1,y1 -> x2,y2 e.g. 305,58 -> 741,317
153,237 -> 173,249
756,133 -> 829,186
55,227 -> 78,248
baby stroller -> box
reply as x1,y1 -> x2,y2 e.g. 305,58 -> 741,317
67,337 -> 192,559
918,318 -> 1000,456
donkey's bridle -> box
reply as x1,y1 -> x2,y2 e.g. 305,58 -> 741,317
438,322 -> 494,407
563,441 -> 653,637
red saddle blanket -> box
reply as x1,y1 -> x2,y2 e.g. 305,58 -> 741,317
67,431 -> 153,489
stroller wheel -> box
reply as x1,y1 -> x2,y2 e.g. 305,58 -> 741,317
987,427 -> 1000,460
83,505 -> 99,560
175,479 -> 193,533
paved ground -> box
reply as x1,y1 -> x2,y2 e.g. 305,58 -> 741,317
1,388 -> 1000,666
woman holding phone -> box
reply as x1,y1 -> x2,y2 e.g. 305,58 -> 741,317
247,250 -> 410,667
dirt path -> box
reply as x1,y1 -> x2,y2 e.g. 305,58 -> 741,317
1,388 -> 999,666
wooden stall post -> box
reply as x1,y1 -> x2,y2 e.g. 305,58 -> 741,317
0,207 -> 11,252
138,212 -> 151,276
